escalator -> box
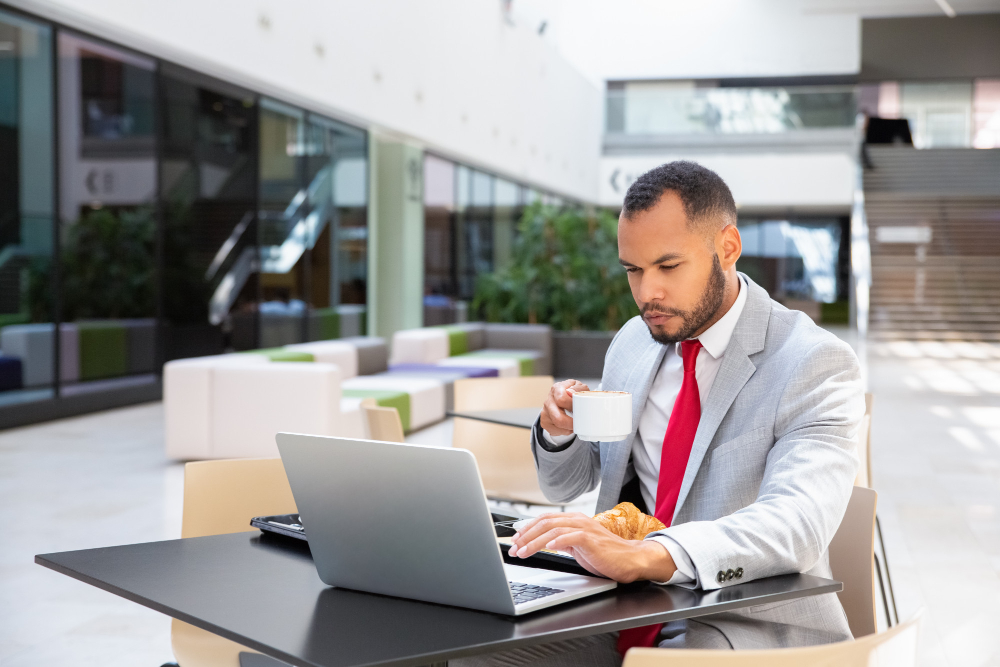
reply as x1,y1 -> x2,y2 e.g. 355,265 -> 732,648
205,164 -> 335,326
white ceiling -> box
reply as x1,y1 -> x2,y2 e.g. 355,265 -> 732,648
510,0 -> 1000,83
801,0 -> 1000,17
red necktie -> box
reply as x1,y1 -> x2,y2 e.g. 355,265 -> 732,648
617,339 -> 703,655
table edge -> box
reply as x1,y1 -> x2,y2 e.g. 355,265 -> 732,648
36,548 -> 841,667
446,410 -> 537,429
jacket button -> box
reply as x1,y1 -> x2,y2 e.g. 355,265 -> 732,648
726,569 -> 735,580
735,567 -> 744,579
716,570 -> 726,584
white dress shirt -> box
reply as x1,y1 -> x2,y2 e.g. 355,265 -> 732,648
544,276 -> 747,587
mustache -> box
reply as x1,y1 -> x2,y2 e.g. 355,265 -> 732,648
641,303 -> 687,318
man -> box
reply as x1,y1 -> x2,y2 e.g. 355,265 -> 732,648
461,161 -> 863,666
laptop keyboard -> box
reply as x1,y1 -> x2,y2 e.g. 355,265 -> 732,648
509,581 -> 564,605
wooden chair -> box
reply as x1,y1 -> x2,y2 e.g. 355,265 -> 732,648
829,485 -> 878,638
622,611 -> 921,667
854,393 -> 899,627
363,403 -> 406,443
452,376 -> 555,506
173,458 -> 296,666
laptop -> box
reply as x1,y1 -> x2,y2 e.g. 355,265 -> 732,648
276,433 -> 617,615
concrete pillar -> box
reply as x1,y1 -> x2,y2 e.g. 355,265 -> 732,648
367,135 -> 424,339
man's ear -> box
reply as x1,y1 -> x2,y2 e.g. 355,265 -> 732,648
716,223 -> 742,271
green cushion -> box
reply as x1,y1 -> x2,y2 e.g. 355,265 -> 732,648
243,348 -> 315,362
311,307 -> 341,341
439,326 -> 469,356
461,350 -> 534,376
78,321 -> 128,380
342,389 -> 410,432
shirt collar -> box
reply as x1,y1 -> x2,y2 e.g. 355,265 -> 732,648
689,275 -> 748,360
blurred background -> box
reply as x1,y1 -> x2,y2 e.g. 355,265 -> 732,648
1,0 -> 999,665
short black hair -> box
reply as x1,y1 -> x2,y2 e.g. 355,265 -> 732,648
621,161 -> 737,230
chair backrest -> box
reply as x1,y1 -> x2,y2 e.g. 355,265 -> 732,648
855,393 -> 874,488
181,458 -> 296,539
622,610 -> 921,667
828,485 -> 878,638
453,376 -> 554,505
364,404 -> 406,443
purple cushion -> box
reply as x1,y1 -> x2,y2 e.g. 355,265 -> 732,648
0,355 -> 24,392
388,363 -> 497,378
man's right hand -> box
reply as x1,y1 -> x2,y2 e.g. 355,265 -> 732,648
539,379 -> 590,437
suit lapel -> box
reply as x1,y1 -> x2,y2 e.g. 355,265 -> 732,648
596,340 -> 666,512
671,276 -> 772,523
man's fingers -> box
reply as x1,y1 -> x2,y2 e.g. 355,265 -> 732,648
512,526 -> 578,558
546,530 -> 593,552
544,400 -> 573,432
511,513 -> 594,547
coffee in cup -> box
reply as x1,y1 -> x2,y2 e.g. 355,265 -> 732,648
569,390 -> 632,442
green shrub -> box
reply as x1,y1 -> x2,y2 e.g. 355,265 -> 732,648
473,203 -> 638,331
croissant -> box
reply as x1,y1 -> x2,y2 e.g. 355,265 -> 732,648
593,502 -> 665,540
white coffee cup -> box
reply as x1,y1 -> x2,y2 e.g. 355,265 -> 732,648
568,390 -> 632,441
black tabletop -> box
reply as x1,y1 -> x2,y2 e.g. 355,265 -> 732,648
447,407 -> 540,429
36,532 -> 841,667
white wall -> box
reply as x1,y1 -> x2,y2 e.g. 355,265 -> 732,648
600,153 -> 856,210
11,0 -> 603,202
512,0 -> 860,83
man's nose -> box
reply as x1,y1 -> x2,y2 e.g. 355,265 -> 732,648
637,275 -> 664,305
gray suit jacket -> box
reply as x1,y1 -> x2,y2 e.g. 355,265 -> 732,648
531,275 -> 863,649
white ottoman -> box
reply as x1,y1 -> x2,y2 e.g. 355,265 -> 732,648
341,375 -> 446,431
1,323 -> 53,387
163,354 -> 268,460
284,340 -> 359,379
389,328 -> 449,365
211,362 -> 342,459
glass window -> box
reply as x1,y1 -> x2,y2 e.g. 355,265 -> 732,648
306,113 -> 367,317
493,178 -> 519,272
900,81 -> 973,148
159,63 -> 257,355
257,101 -> 368,346
737,218 -> 846,304
608,81 -> 857,135
973,79 -> 1000,149
57,32 -> 158,388
257,98 -> 308,345
460,170 -> 494,299
0,10 -> 54,404
423,155 -> 456,298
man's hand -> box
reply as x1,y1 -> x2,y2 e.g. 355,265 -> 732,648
507,513 -> 677,583
539,379 -> 590,437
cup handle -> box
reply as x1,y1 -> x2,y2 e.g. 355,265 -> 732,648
563,409 -> 573,418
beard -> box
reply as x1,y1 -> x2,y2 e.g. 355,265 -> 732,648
642,254 -> 727,346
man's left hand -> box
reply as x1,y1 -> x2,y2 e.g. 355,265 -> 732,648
507,513 -> 677,583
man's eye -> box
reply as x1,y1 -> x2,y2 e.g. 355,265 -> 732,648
624,267 -> 640,274
660,264 -> 679,270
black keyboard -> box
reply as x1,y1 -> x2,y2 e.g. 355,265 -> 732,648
509,581 -> 564,604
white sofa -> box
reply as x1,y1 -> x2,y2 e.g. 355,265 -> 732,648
163,354 -> 364,460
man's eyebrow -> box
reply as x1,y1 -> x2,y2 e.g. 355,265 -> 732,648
619,253 -> 682,267
652,253 -> 683,264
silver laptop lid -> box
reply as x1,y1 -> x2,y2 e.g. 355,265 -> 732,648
276,433 -> 516,615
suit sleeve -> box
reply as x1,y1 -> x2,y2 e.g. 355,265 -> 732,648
528,324 -> 632,505
647,336 -> 864,590
530,419 -> 601,504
